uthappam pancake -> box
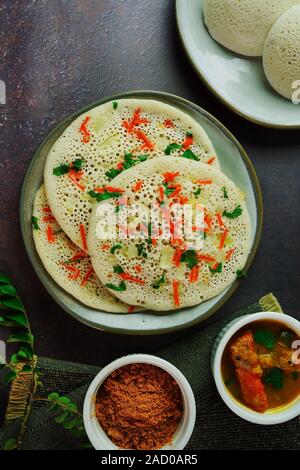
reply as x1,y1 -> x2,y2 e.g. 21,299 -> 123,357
87,157 -> 251,311
44,99 -> 219,251
32,185 -> 135,313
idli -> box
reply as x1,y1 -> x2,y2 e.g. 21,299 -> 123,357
87,157 -> 251,311
44,99 -> 219,252
263,5 -> 300,100
32,185 -> 135,313
203,0 -> 300,57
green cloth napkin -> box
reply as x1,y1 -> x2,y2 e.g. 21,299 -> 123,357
1,293 -> 299,450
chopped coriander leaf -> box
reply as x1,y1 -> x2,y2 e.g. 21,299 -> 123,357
236,269 -> 247,278
72,158 -> 84,172
164,143 -> 182,155
106,154 -> 149,179
194,188 -> 201,198
112,101 -> 118,110
123,153 -> 135,169
113,265 -> 124,274
146,223 -> 153,245
223,205 -> 243,219
209,263 -> 222,275
279,331 -> 294,348
136,244 -> 148,259
88,190 -> 121,202
291,371 -> 299,381
162,181 -> 176,197
53,158 -> 84,176
254,330 -> 276,350
180,250 -> 198,270
53,163 -> 70,176
186,131 -> 193,138
105,168 -> 122,180
110,244 -> 122,254
105,281 -> 126,292
223,186 -> 228,199
263,368 -> 284,390
31,216 -> 40,231
182,149 -> 199,161
152,273 -> 166,289
115,205 -> 120,213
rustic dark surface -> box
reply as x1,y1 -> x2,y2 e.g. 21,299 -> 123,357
0,0 -> 300,433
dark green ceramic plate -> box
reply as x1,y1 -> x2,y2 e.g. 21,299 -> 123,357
20,91 -> 263,334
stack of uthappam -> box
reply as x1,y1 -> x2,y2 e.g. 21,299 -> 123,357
33,99 -> 251,313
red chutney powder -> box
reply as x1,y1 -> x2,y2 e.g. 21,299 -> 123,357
95,363 -> 183,450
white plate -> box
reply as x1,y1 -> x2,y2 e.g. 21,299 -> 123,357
176,0 -> 300,129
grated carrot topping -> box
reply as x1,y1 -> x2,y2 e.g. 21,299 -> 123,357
173,248 -> 184,267
179,195 -> 188,205
204,214 -> 212,230
198,254 -> 216,263
216,213 -> 224,228
71,251 -> 87,261
163,171 -> 180,183
158,186 -> 164,202
168,187 -> 182,199
226,247 -> 236,260
80,224 -> 87,252
81,267 -> 94,287
68,174 -> 85,191
189,265 -> 199,283
119,273 -> 145,284
163,119 -> 174,128
94,186 -> 125,193
132,180 -> 143,192
182,134 -> 193,149
79,116 -> 91,144
219,228 -> 229,250
173,280 -> 180,307
207,156 -> 216,165
101,244 -> 110,251
42,215 -> 56,223
133,129 -> 155,150
123,108 -> 149,133
195,180 -> 212,185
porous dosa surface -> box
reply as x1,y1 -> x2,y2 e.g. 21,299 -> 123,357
32,185 -> 133,313
87,157 -> 251,311
44,99 -> 218,251
263,5 -> 300,99
203,0 -> 300,57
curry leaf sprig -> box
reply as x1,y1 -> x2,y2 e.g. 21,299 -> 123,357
46,393 -> 86,437
0,275 -> 34,386
0,275 -> 88,450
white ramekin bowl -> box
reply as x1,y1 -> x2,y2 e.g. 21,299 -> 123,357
83,354 -> 196,450
212,311 -> 300,425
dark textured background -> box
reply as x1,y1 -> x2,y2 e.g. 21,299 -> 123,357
0,0 -> 299,434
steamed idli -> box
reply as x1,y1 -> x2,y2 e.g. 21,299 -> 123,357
263,5 -> 300,100
87,157 -> 251,311
203,0 -> 300,57
32,185 -> 136,313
